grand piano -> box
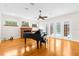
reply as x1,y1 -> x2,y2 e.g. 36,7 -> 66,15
23,29 -> 47,49
23,29 -> 46,48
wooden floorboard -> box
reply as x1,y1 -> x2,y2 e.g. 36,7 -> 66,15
0,38 -> 79,56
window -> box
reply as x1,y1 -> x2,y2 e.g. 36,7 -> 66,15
50,24 -> 53,35
56,23 -> 61,34
46,24 -> 48,35
64,23 -> 70,37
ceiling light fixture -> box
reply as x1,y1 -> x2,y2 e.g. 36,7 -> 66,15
37,10 -> 48,20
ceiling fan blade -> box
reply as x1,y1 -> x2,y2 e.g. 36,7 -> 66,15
42,18 -> 45,20
43,16 -> 48,18
37,10 -> 48,20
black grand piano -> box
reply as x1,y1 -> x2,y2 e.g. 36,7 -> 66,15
23,29 -> 47,49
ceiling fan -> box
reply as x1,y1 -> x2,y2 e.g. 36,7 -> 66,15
37,10 -> 48,20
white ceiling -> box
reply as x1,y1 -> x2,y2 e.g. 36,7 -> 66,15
0,3 -> 79,20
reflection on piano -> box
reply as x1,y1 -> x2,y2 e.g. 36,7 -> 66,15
23,29 -> 47,49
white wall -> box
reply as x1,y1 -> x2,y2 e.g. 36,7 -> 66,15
37,20 -> 47,32
1,13 -> 21,39
70,12 -> 79,40
0,12 -> 1,39
0,13 -> 40,40
1,11 -> 79,41
1,13 -> 32,39
45,11 -> 79,40
0,13 -> 48,40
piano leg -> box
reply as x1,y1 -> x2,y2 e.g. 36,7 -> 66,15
40,42 -> 42,47
37,40 -> 39,48
25,38 -> 26,52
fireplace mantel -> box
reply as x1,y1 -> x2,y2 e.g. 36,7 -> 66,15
20,27 -> 32,38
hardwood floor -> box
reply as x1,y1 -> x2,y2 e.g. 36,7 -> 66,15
0,38 -> 79,56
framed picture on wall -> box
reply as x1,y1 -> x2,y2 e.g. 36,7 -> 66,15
32,24 -> 37,27
4,20 -> 18,26
22,21 -> 29,27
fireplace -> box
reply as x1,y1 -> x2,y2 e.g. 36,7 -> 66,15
20,27 -> 32,38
